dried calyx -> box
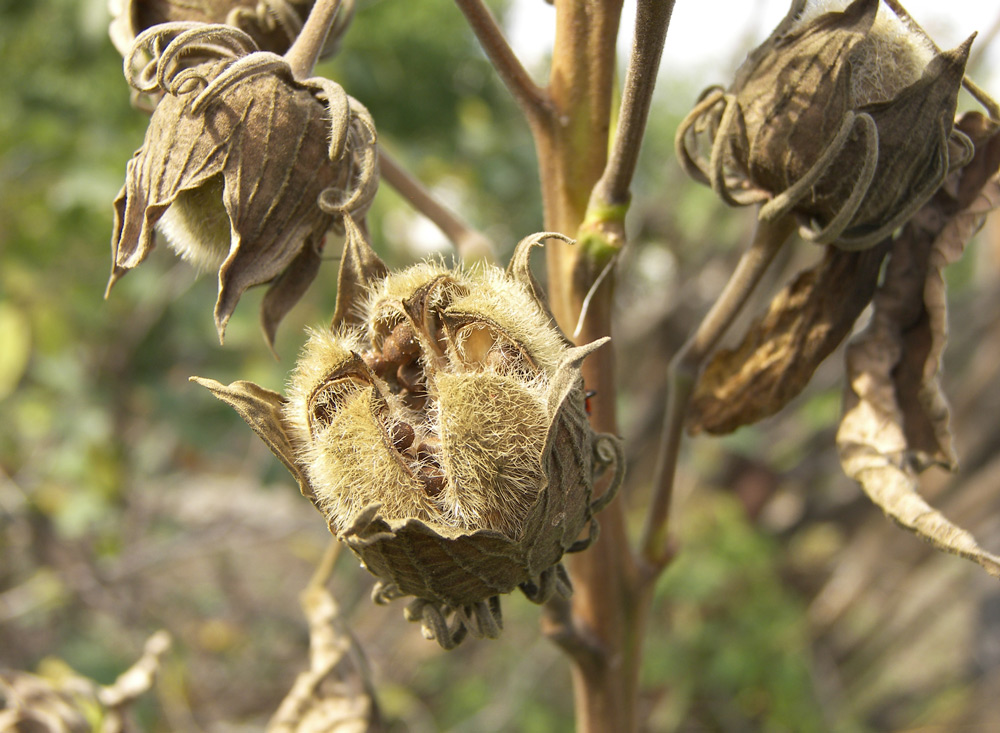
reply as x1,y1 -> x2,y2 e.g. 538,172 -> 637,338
108,0 -> 355,58
107,21 -> 378,347
676,0 -> 988,249
194,219 -> 623,648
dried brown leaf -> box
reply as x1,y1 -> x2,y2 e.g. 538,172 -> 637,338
688,242 -> 888,435
331,215 -> 387,331
189,377 -> 313,499
268,546 -> 379,733
0,631 -> 170,733
837,112 -> 1000,577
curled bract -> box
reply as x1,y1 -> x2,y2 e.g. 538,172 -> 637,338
193,221 -> 623,648
107,22 -> 378,347
108,0 -> 355,58
676,0 -> 976,249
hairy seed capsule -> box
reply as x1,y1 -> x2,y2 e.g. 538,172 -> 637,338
194,226 -> 624,648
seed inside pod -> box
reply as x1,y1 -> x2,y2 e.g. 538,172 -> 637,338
309,375 -> 367,429
390,420 -> 415,452
383,322 -> 420,364
416,438 -> 441,461
418,463 -> 446,497
485,342 -> 533,376
361,350 -> 390,376
397,360 -> 424,393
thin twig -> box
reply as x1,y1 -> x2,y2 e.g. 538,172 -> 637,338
378,147 -> 499,264
285,0 -> 343,79
589,0 -> 677,210
640,215 -> 796,572
454,0 -> 551,122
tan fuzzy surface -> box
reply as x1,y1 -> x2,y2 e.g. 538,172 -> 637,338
157,175 -> 232,270
284,259 -> 575,537
434,371 -> 549,536
445,264 -> 568,375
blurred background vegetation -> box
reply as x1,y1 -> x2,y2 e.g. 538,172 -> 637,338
3,0 -> 1000,730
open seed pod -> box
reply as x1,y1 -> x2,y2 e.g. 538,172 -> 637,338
108,0 -> 354,58
676,0 -> 979,249
107,22 -> 378,348
193,219 -> 623,648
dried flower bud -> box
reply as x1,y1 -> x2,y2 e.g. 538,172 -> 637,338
108,0 -> 354,58
676,0 -> 977,249
106,23 -> 378,347
193,221 -> 623,648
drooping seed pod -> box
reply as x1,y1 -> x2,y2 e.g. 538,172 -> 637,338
108,0 -> 354,58
193,219 -> 624,648
106,22 -> 378,347
676,0 -> 978,250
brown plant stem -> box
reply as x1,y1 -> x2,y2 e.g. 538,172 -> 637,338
377,147 -> 498,265
528,2 -> 646,732
454,0 -> 551,122
640,215 -> 796,570
285,0 -> 342,79
589,0 -> 677,211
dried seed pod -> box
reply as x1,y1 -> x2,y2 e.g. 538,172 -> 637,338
193,221 -> 624,648
676,0 -> 979,249
106,22 -> 378,347
108,0 -> 355,58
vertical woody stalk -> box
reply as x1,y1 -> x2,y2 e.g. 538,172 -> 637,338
457,0 -> 674,729
535,2 -> 632,732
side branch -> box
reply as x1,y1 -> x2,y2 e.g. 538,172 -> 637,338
589,0 -> 677,210
378,147 -> 498,265
454,0 -> 551,122
640,215 -> 796,573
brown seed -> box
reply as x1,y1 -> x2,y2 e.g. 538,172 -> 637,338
416,438 -> 441,460
418,464 -> 446,497
397,360 -> 424,392
383,322 -> 420,364
311,400 -> 337,428
400,389 -> 427,412
361,350 -> 390,375
390,421 -> 415,452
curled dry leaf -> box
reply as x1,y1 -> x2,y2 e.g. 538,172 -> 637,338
0,630 -> 170,733
268,547 -> 379,733
107,23 -> 378,348
688,241 -> 889,435
193,221 -> 624,648
837,112 -> 1000,578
